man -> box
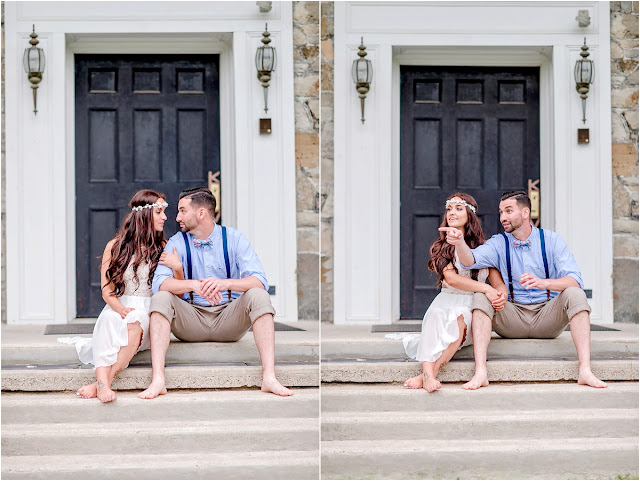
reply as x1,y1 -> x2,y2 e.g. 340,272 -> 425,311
440,190 -> 606,390
139,187 -> 292,399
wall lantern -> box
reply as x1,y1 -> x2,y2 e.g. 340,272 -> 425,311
255,24 -> 277,114
574,38 -> 594,124
352,38 -> 373,124
23,25 -> 46,115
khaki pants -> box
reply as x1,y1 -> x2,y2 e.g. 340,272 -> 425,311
471,286 -> 591,339
149,287 -> 276,342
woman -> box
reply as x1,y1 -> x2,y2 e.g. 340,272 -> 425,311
390,193 -> 506,392
59,190 -> 183,402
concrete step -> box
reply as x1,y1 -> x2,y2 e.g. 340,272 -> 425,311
321,323 -> 639,360
2,389 -> 319,424
2,418 -> 319,456
320,383 -> 639,480
320,438 -> 638,480
2,321 -> 319,365
2,451 -> 319,480
2,363 -> 319,391
321,358 -> 639,383
322,409 -> 639,441
2,390 -> 319,480
321,382 -> 639,413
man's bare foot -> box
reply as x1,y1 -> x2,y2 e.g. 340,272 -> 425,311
138,380 -> 168,399
423,372 -> 442,393
76,382 -> 98,399
404,374 -> 423,389
462,372 -> 489,390
578,370 -> 608,388
261,376 -> 293,396
97,386 -> 117,403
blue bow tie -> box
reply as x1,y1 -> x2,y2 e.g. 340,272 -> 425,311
193,238 -> 213,248
513,239 -> 531,248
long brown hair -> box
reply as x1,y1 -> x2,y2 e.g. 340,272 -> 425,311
103,190 -> 166,296
428,192 -> 485,287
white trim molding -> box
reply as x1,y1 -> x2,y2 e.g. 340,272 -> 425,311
5,1 -> 298,324
334,1 -> 612,324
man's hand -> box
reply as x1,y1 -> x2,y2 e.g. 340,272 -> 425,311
438,227 -> 464,246
119,307 -> 135,319
520,273 -> 549,291
199,277 -> 229,305
485,289 -> 506,311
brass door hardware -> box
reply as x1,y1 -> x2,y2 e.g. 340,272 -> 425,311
528,178 -> 540,227
208,170 -> 221,223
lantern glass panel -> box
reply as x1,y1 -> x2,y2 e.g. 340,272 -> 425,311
352,59 -> 373,84
256,46 -> 276,73
23,48 -> 45,74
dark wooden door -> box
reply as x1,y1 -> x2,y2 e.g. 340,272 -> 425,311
75,54 -> 220,316
400,66 -> 539,319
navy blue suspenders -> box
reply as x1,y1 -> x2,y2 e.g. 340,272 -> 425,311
221,226 -> 232,302
181,232 -> 194,303
502,233 -> 515,302
502,228 -> 550,302
181,227 -> 233,304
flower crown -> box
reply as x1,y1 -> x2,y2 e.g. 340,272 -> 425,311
445,199 -> 476,213
131,201 -> 168,212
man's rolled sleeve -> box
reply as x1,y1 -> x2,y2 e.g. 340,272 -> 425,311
552,234 -> 584,288
235,233 -> 269,290
152,239 -> 177,293
463,237 -> 501,270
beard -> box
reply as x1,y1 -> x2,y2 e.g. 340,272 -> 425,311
502,217 -> 523,233
180,218 -> 198,233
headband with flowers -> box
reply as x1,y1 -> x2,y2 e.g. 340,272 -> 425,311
131,200 -> 168,212
445,198 -> 476,213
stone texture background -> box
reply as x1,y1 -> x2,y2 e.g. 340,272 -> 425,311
293,1 -> 320,321
611,1 -> 639,323
320,1 -> 334,322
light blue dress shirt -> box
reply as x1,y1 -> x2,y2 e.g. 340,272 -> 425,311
152,224 -> 269,306
462,225 -> 584,304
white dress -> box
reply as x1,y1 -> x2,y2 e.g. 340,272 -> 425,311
387,257 -> 489,363
58,260 -> 152,368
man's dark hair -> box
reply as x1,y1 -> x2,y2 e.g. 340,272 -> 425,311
500,190 -> 531,211
179,186 -> 217,219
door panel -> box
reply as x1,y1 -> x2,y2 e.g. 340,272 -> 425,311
400,66 -> 540,319
75,54 -> 220,317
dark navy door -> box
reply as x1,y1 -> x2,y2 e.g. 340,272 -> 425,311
400,66 -> 540,319
75,54 -> 220,316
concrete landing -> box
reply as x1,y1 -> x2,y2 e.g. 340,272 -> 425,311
320,322 -> 639,383
1,321 -> 319,391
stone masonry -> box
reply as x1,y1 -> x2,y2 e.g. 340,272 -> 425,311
611,1 -> 639,323
293,1 -> 320,321
320,1 -> 333,322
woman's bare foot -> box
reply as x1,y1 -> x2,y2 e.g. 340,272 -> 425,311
97,386 -> 117,403
423,372 -> 442,393
76,382 -> 98,399
404,374 -> 424,389
578,370 -> 608,388
138,380 -> 168,399
261,376 -> 293,396
462,372 -> 489,390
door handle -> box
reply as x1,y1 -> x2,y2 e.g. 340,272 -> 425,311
208,170 -> 221,222
528,178 -> 540,227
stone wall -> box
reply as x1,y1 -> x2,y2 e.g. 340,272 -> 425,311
611,1 -> 639,323
293,1 -> 320,321
320,1 -> 334,322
